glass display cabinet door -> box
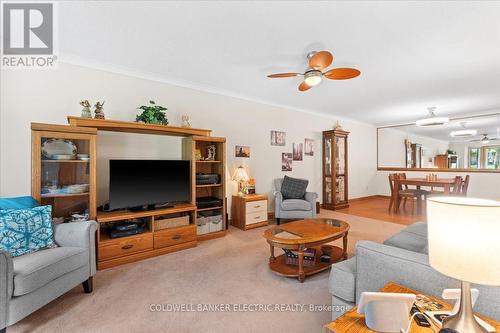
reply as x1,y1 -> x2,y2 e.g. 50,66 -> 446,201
323,129 -> 349,210
33,131 -> 96,221
324,135 -> 333,204
335,135 -> 346,204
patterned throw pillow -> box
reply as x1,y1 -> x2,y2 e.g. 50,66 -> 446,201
281,176 -> 309,199
0,205 -> 55,257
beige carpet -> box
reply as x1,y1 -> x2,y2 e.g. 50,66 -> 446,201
10,211 -> 405,333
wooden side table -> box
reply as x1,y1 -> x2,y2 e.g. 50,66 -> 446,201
323,282 -> 500,333
230,194 -> 268,230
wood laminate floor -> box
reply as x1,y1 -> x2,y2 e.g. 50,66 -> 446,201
336,196 -> 426,225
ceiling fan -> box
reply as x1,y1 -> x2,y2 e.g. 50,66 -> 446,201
267,51 -> 361,92
470,134 -> 498,144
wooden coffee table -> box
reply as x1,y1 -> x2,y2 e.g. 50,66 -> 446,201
263,218 -> 349,283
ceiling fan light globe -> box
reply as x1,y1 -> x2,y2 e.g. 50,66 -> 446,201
450,129 -> 477,137
415,109 -> 449,127
304,75 -> 321,86
415,117 -> 449,127
304,70 -> 322,86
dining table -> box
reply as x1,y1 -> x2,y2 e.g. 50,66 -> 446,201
392,177 -> 458,214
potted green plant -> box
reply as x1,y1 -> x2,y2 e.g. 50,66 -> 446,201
136,100 -> 169,125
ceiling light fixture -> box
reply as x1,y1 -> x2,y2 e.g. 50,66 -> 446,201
303,70 -> 322,86
415,107 -> 449,127
450,122 -> 477,137
481,134 -> 490,144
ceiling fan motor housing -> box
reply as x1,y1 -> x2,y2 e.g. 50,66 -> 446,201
304,70 -> 322,86
306,51 -> 318,59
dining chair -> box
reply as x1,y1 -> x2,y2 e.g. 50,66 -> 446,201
388,173 -> 420,212
451,176 -> 464,195
460,175 -> 470,196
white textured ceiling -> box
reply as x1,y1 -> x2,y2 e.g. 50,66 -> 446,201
59,1 -> 500,125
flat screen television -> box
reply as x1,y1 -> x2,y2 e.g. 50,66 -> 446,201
108,160 -> 191,210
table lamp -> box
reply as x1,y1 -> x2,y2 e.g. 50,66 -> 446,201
427,197 -> 500,333
232,166 -> 249,196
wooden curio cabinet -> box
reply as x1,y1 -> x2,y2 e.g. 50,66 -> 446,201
31,123 -> 97,220
322,129 -> 349,210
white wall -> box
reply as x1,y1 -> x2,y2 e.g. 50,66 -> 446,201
378,127 -> 449,168
0,63 -> 378,212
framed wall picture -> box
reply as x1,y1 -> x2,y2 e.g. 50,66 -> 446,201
271,130 -> 286,146
293,143 -> 303,161
305,138 -> 314,156
282,153 -> 292,171
235,145 -> 250,158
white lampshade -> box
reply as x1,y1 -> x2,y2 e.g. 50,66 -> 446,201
232,166 -> 249,182
427,197 -> 500,286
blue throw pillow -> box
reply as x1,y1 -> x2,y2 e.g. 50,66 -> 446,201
0,196 -> 39,210
0,205 -> 55,257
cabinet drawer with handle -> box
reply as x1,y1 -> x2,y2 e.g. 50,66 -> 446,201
246,211 -> 267,225
99,233 -> 153,261
245,200 -> 268,214
154,224 -> 197,249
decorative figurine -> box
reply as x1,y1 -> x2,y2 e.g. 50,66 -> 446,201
181,115 -> 191,128
194,149 -> 202,161
206,145 -> 216,161
94,101 -> 105,120
334,120 -> 343,130
79,100 -> 92,118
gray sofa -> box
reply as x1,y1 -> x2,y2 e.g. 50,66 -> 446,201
1,220 -> 97,332
274,178 -> 318,225
329,222 -> 500,321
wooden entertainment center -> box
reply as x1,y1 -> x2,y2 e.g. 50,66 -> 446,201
32,118 -> 227,269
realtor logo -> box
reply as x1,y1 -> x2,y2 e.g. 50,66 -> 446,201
1,2 -> 57,68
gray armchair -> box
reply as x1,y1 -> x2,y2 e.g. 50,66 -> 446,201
1,220 -> 97,332
274,178 -> 318,225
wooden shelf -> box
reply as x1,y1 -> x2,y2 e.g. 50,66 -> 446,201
196,160 -> 222,163
97,203 -> 196,223
67,117 -> 211,137
196,184 -> 222,188
41,192 -> 89,198
191,135 -> 226,143
42,159 -> 89,163
197,206 -> 223,212
32,122 -> 97,135
269,247 -> 343,278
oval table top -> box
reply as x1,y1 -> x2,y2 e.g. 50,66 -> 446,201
263,218 -> 350,245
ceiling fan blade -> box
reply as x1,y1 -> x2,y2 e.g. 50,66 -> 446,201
324,68 -> 361,80
309,51 -> 333,70
267,73 -> 302,78
298,82 -> 312,92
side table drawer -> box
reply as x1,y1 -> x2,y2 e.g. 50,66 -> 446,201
99,233 -> 153,261
246,211 -> 267,225
246,200 -> 268,214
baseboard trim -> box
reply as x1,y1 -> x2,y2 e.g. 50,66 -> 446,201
349,195 -> 390,202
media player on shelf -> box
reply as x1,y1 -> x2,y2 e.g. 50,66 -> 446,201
196,173 -> 220,185
196,196 -> 223,209
107,219 -> 146,238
